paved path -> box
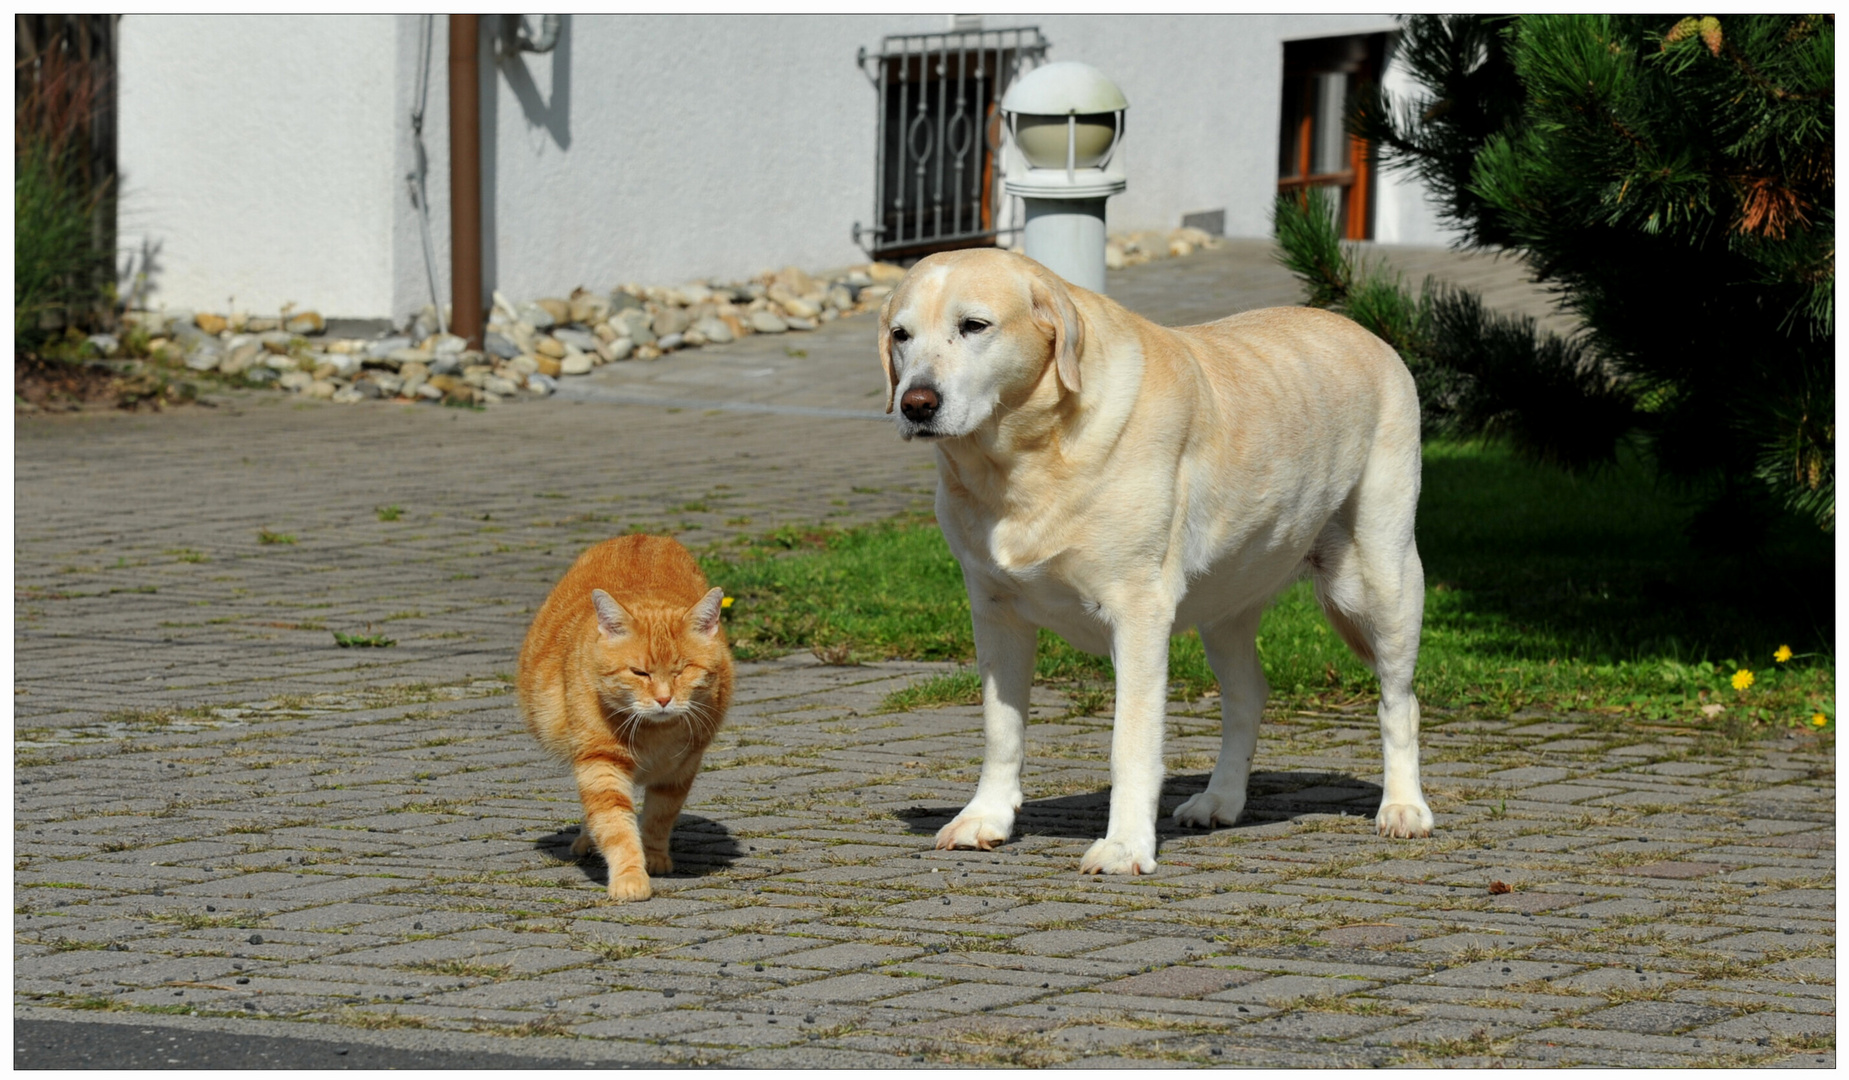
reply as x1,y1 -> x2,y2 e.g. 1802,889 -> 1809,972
14,242 -> 1833,1068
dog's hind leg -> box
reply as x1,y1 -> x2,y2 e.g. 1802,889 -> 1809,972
1314,455 -> 1432,839
935,605 -> 1033,852
1174,605 -> 1266,829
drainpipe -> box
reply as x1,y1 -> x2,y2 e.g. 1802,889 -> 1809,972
448,14 -> 484,348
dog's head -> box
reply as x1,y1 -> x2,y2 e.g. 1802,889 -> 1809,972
879,249 -> 1084,441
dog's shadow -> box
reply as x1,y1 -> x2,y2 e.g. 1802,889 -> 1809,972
894,770 -> 1383,840
532,813 -> 744,887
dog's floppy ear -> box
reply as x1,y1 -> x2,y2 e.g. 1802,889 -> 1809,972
877,289 -> 899,414
1029,271 -> 1085,396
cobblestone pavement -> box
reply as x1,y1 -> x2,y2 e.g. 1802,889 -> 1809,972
15,243 -> 1834,1067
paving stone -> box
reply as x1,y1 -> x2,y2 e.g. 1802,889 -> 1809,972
12,242 -> 1832,1067
1578,1000 -> 1736,1034
763,972 -> 940,1004
1426,959 -> 1577,989
1209,973 -> 1379,1004
1094,965 -> 1265,999
1005,929 -> 1135,956
1687,1011 -> 1836,1041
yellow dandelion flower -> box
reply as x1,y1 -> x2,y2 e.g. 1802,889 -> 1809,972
1731,669 -> 1754,691
1774,645 -> 1793,663
720,596 -> 734,609
1810,713 -> 1828,728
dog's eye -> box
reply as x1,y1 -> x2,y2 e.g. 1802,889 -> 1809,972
890,327 -> 910,343
959,318 -> 990,336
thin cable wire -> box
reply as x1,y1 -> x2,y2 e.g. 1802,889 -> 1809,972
406,13 -> 446,335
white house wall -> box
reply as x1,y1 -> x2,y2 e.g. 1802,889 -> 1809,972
118,14 -> 1455,323
117,15 -> 397,319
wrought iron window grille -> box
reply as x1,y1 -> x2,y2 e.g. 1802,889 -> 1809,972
853,26 -> 1049,262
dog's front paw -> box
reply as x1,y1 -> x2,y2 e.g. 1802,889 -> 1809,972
935,808 -> 1013,851
1174,789 -> 1245,829
1376,801 -> 1434,839
1079,835 -> 1157,875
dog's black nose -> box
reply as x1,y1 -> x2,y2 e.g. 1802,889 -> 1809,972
900,385 -> 941,423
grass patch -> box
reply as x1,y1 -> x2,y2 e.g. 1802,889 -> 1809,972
700,441 -> 1833,722
404,958 -> 512,979
332,630 -> 396,649
881,670 -> 983,712
375,505 -> 404,522
256,529 -> 296,545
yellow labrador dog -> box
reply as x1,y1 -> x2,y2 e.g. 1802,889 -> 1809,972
880,248 -> 1431,875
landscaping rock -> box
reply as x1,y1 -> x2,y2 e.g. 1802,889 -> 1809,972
615,309 -> 657,346
568,289 -> 611,325
120,244 -> 1200,407
551,327 -> 599,353
778,295 -> 821,320
484,333 -> 521,360
653,307 -> 692,338
692,316 -> 734,345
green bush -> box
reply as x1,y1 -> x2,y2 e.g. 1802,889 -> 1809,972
1328,14 -> 1834,535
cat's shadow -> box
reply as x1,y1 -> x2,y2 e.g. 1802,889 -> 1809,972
893,770 -> 1384,840
532,813 -> 745,886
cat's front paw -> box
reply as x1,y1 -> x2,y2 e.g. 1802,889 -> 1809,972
644,848 -> 673,875
570,831 -> 595,859
607,869 -> 652,902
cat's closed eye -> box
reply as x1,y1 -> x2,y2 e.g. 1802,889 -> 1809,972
628,668 -> 648,678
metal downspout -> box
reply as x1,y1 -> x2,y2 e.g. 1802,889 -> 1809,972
448,14 -> 484,349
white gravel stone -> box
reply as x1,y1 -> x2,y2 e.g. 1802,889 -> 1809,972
749,310 -> 789,334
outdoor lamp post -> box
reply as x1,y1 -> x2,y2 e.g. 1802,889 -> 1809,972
999,61 -> 1128,294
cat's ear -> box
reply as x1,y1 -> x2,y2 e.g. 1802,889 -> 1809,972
591,589 -> 630,640
687,587 -> 725,638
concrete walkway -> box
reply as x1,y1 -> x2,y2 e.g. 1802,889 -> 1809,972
14,242 -> 1833,1068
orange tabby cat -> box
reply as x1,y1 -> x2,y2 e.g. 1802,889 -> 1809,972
518,534 -> 733,901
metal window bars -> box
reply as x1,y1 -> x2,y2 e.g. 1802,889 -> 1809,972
853,26 -> 1049,262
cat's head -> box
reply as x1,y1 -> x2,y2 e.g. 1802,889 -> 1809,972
589,586 -> 727,725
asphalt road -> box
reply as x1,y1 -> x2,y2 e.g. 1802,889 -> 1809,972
13,1016 -> 672,1070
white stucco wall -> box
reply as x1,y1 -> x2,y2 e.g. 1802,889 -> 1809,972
118,14 -> 1457,322
117,15 -> 397,318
